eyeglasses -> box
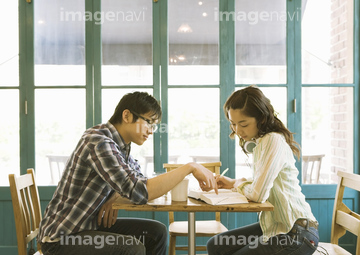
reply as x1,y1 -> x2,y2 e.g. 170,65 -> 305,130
131,111 -> 158,132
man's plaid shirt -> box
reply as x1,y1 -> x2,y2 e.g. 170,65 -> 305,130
38,122 -> 148,242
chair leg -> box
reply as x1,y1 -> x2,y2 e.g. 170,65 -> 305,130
168,235 -> 176,255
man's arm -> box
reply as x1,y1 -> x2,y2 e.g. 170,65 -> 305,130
97,192 -> 120,228
146,162 -> 218,201
97,162 -> 218,227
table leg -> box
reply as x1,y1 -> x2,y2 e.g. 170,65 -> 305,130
188,212 -> 196,255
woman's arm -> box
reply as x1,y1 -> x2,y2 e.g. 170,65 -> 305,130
239,134 -> 288,202
215,175 -> 248,189
215,175 -> 236,189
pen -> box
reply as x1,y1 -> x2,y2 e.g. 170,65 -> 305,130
220,168 -> 229,177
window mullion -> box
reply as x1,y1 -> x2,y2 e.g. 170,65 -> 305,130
354,0 -> 360,177
85,0 -> 95,128
93,0 -> 102,125
219,0 -> 236,178
153,0 -> 163,174
19,0 -> 35,175
158,0 -> 169,174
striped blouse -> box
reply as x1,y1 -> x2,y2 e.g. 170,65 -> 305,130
237,132 -> 317,242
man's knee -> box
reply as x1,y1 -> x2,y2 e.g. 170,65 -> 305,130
207,235 -> 217,253
156,221 -> 167,234
129,243 -> 146,255
148,220 -> 167,237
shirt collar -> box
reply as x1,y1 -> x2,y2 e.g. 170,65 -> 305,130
106,121 -> 131,160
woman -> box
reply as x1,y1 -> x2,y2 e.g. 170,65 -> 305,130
207,86 -> 319,255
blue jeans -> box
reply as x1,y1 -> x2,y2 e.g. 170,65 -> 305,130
207,221 -> 319,255
40,218 -> 167,255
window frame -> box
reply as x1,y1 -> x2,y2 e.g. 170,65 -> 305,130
0,0 -> 357,192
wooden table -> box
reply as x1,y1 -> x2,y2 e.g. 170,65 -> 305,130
113,196 -> 273,255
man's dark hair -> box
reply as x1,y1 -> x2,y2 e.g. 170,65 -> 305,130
109,91 -> 162,124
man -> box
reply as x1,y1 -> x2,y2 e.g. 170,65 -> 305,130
38,91 -> 218,255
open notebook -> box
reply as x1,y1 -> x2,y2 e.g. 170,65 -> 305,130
188,189 -> 248,205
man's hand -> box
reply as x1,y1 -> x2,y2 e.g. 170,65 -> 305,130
97,192 -> 120,228
191,163 -> 218,194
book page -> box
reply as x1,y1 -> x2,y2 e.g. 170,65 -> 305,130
188,189 -> 248,205
188,189 -> 234,200
201,192 -> 248,205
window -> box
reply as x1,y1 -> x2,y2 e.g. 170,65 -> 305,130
233,0 -> 287,179
0,1 -> 19,185
302,87 -> 353,184
0,1 -> 19,87
101,0 -> 153,86
34,0 -> 86,184
0,91 -> 19,185
1,0 -> 358,187
34,0 -> 86,86
235,0 -> 287,84
301,0 -> 354,184
1,1 -> 358,252
167,0 -> 220,165
168,88 -> 220,164
35,90 -> 86,184
168,0 -> 219,85
101,0 -> 154,177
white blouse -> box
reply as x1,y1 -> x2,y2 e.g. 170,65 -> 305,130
236,132 -> 317,242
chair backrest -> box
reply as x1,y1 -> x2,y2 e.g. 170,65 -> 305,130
302,154 -> 325,184
9,168 -> 42,255
46,155 -> 69,184
163,162 -> 222,223
330,171 -> 360,254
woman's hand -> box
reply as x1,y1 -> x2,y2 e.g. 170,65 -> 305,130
215,175 -> 236,189
97,192 -> 120,228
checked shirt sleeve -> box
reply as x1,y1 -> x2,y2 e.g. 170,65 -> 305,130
87,137 -> 149,205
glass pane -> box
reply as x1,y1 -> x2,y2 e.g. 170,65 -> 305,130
0,90 -> 19,185
102,89 -> 154,177
102,1 -> 153,86
235,0 -> 286,84
302,0 -> 353,84
0,1 -> 19,86
302,87 -> 353,184
168,0 -> 219,85
34,0 -> 85,86
168,88 -> 220,163
235,87 -> 287,179
35,89 -> 86,185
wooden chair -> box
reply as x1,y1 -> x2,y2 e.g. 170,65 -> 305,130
302,154 -> 325,184
9,168 -> 42,255
46,154 -> 69,184
318,170 -> 360,254
163,162 -> 228,255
